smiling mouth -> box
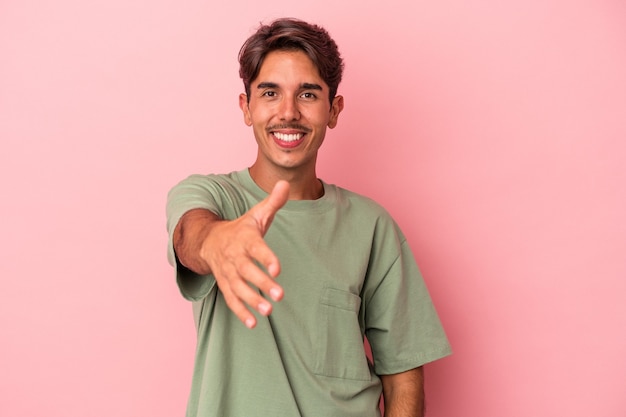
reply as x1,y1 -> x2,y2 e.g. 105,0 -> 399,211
269,124 -> 311,148
273,132 -> 304,142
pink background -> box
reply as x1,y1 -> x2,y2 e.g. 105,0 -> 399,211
1,0 -> 625,416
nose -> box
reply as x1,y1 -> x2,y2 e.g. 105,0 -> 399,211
279,96 -> 300,121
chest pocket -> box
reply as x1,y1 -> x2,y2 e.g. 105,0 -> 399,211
313,287 -> 372,381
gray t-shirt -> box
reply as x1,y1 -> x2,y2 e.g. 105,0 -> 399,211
166,169 -> 451,417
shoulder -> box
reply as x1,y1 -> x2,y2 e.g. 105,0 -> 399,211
168,171 -> 251,203
167,170 -> 252,220
332,185 -> 396,224
327,184 -> 408,244
170,171 -> 242,192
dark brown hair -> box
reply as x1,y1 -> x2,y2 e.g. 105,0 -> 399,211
238,18 -> 344,103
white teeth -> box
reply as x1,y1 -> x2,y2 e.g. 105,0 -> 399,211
274,132 -> 303,142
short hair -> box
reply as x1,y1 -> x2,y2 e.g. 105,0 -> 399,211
238,18 -> 344,103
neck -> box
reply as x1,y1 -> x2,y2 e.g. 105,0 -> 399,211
248,164 -> 324,200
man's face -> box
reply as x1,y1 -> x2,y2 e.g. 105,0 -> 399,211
239,49 -> 343,174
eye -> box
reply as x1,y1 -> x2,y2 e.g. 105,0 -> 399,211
262,90 -> 277,98
300,92 -> 317,100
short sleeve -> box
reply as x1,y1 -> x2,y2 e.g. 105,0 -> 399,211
165,174 -> 249,301
363,223 -> 452,375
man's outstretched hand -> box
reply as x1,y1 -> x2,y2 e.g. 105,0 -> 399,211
175,181 -> 290,329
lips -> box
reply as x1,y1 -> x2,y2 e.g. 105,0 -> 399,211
274,132 -> 303,142
272,131 -> 306,148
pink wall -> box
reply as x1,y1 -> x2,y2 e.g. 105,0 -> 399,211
1,1 -> 625,416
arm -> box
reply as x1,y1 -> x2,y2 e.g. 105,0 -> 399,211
380,367 -> 425,417
173,180 -> 290,328
173,208 -> 221,275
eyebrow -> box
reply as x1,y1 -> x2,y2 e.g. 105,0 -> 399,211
256,82 -> 323,91
257,82 -> 279,90
301,83 -> 323,91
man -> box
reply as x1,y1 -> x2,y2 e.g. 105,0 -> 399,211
166,18 -> 451,417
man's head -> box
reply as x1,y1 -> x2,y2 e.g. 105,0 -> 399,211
238,18 -> 344,104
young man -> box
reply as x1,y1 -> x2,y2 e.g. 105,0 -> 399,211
167,18 -> 451,417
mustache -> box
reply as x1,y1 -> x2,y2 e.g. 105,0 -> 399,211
267,124 -> 312,133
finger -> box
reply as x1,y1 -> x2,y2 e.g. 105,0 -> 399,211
251,180 -> 290,233
266,180 -> 290,212
217,277 -> 259,329
237,254 -> 284,302
229,275 -> 274,316
246,236 -> 282,281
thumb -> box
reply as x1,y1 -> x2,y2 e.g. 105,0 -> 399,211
252,180 -> 290,233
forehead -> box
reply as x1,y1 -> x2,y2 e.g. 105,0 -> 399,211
254,49 -> 326,87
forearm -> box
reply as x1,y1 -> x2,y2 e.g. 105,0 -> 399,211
173,208 -> 222,275
381,367 -> 425,417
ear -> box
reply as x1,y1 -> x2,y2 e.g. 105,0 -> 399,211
239,93 -> 252,126
327,95 -> 344,129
